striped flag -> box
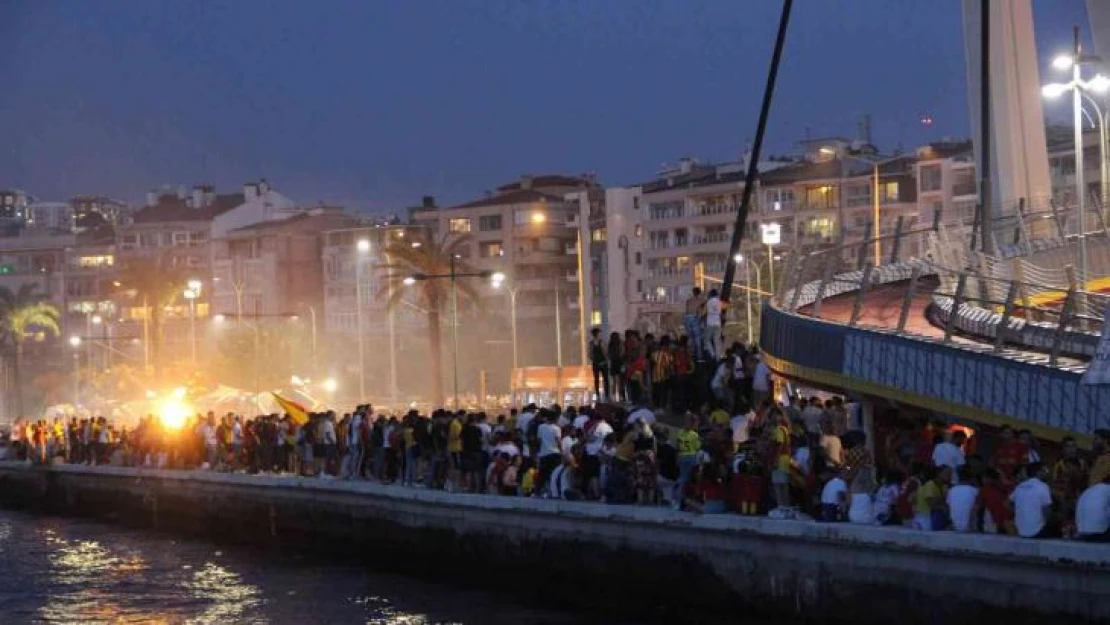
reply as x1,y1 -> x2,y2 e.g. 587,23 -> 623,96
271,392 -> 309,425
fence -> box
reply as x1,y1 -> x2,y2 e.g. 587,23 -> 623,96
774,205 -> 1110,369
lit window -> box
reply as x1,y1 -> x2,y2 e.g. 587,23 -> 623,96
634,225 -> 643,238
77,255 -> 115,268
448,218 -> 471,233
591,310 -> 602,325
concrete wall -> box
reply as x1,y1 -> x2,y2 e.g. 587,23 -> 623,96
1,462 -> 1108,624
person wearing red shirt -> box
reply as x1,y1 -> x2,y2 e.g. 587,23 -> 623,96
992,426 -> 1028,488
979,468 -> 1015,535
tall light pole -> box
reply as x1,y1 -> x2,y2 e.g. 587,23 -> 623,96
733,253 -> 766,344
91,314 -> 105,369
69,335 -> 81,406
405,261 -> 500,409
355,238 -> 370,401
183,279 -> 202,366
1043,27 -> 1110,292
1079,92 -> 1109,216
822,147 -> 906,263
491,277 -> 519,370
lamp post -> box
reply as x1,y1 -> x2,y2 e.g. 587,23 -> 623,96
91,314 -> 105,369
355,238 -> 370,401
185,279 -> 202,366
405,258 -> 500,409
1079,91 -> 1110,214
69,335 -> 81,407
1042,26 -> 1110,293
823,148 -> 907,263
491,278 -> 519,371
733,253 -> 767,344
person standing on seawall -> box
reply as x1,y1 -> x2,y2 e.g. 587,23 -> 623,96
684,287 -> 706,362
588,327 -> 610,403
704,289 -> 723,361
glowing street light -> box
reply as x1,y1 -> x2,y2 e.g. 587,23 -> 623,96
322,377 -> 337,393
1042,26 -> 1108,296
531,212 -> 546,224
356,239 -> 371,253
402,276 -> 416,286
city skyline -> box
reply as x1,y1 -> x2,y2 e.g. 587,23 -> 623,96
0,0 -> 1094,213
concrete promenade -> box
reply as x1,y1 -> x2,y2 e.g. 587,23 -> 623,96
1,461 -> 1108,624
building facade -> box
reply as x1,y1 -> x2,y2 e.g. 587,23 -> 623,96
411,174 -> 597,367
210,208 -> 359,320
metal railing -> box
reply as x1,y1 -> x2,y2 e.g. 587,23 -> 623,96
773,204 -> 1110,368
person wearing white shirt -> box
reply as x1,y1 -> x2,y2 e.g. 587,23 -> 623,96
820,433 -> 843,466
820,472 -> 848,522
583,416 -> 613,499
573,413 -> 589,431
516,407 -> 536,437
1010,464 -> 1055,538
710,362 -> 730,407
931,432 -> 966,484
627,407 -> 656,426
535,413 -> 563,496
946,466 -> 979,532
493,440 -> 521,459
730,411 -> 752,448
1076,480 -> 1110,541
751,356 -> 771,406
704,289 -> 723,359
801,401 -> 824,435
848,467 -> 876,524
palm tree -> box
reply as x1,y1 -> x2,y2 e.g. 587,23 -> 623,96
379,233 -> 482,406
118,252 -> 190,374
0,283 -> 61,416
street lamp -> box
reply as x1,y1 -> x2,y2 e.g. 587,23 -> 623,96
183,287 -> 199,366
404,257 -> 500,408
1042,25 -> 1109,293
69,335 -> 81,407
491,274 -> 519,371
1078,91 -> 1109,215
823,147 -> 905,263
355,238 -> 370,400
733,253 -> 768,344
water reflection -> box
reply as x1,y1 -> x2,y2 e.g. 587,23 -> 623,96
0,510 -> 605,624
182,561 -> 262,624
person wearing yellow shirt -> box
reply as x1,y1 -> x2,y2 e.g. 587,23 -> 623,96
708,405 -> 730,428
912,466 -> 950,531
672,415 -> 702,510
447,413 -> 463,491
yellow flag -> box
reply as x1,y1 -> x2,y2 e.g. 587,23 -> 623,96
271,392 -> 309,426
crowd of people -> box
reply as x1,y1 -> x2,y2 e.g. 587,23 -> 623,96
7,390 -> 1110,543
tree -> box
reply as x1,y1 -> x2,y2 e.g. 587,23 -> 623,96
118,252 -> 190,375
0,283 -> 61,416
379,233 -> 482,406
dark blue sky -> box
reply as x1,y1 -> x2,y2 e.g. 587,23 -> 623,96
0,0 -> 1092,212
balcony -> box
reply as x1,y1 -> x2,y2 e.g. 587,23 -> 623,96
564,244 -> 578,256
689,202 -> 738,217
565,271 -> 578,283
952,181 -> 978,197
647,266 -> 692,279
691,232 -> 730,245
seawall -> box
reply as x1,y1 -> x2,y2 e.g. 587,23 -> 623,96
1,462 -> 1108,624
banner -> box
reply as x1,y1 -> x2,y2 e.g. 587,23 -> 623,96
271,392 -> 309,425
1081,303 -> 1110,385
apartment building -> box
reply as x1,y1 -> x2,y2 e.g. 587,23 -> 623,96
27,195 -> 131,233
0,189 -> 31,227
635,139 -> 924,327
320,223 -> 425,337
411,174 -> 596,366
210,207 -> 359,320
915,140 -> 977,227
